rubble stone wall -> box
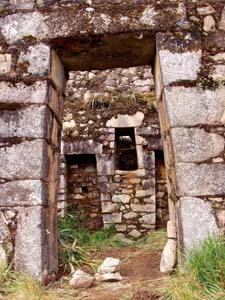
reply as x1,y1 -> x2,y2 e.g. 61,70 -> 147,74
59,67 -> 164,237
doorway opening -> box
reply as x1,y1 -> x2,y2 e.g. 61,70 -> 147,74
65,154 -> 103,231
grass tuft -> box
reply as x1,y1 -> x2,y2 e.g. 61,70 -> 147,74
161,235 -> 225,300
2,272 -> 57,300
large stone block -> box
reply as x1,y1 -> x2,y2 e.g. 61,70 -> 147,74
171,128 -> 224,163
0,81 -> 48,105
164,86 -> 225,127
0,140 -> 50,180
14,206 -> 57,281
0,12 -> 48,44
0,180 -> 48,206
175,163 -> 225,196
0,105 -> 52,139
19,43 -> 50,76
180,197 -> 219,250
158,50 -> 201,86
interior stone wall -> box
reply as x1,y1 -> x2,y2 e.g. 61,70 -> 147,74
59,67 -> 164,237
0,0 -> 225,279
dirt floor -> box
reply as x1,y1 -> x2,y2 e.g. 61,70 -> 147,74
55,234 -> 168,300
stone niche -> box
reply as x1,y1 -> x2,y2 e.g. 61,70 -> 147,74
58,66 -> 169,238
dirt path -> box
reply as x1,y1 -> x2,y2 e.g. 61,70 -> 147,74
55,241 -> 167,300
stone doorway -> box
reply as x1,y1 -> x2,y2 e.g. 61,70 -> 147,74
66,154 -> 103,231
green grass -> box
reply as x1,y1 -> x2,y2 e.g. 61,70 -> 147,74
161,235 -> 225,300
58,214 -> 129,273
0,272 -> 57,300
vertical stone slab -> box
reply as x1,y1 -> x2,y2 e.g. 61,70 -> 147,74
14,207 -> 48,281
155,32 -> 223,255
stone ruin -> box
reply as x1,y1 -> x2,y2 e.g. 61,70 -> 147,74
0,0 -> 225,282
58,66 -> 169,236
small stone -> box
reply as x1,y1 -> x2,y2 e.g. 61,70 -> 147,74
128,229 -> 141,238
156,192 -> 165,198
124,212 -> 137,219
131,204 -> 153,212
210,53 -> 225,61
95,272 -> 123,282
212,65 -> 225,82
4,211 -> 16,220
84,91 -> 91,103
203,15 -> 215,32
139,214 -> 155,225
88,72 -> 96,80
115,224 -> 127,232
160,239 -> 177,273
136,190 -> 151,197
197,5 -> 215,16
114,233 -> 133,245
112,194 -> 131,204
101,202 -> 119,213
63,120 -> 76,129
97,257 -> 121,274
69,269 -> 94,289
64,113 -> 73,121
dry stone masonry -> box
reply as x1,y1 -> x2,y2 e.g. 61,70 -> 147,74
0,0 -> 225,281
58,66 -> 166,237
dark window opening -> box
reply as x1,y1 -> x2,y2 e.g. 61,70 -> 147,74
66,154 -> 96,166
115,127 -> 138,171
82,186 -> 88,193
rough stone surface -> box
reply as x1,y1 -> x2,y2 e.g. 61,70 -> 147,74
128,229 -> 141,238
95,272 -> 123,282
171,128 -> 224,163
203,16 -> 216,32
0,81 -> 48,105
0,12 -> 48,44
0,180 -> 48,206
69,270 -> 94,289
160,239 -> 176,273
180,197 -> 219,250
175,163 -> 225,197
0,106 -> 51,139
164,86 -> 225,127
158,50 -> 201,86
197,5 -> 215,16
212,65 -> 225,82
10,0 -> 35,9
97,257 -> 121,274
14,207 -> 48,280
0,140 -> 50,180
19,43 -> 50,76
